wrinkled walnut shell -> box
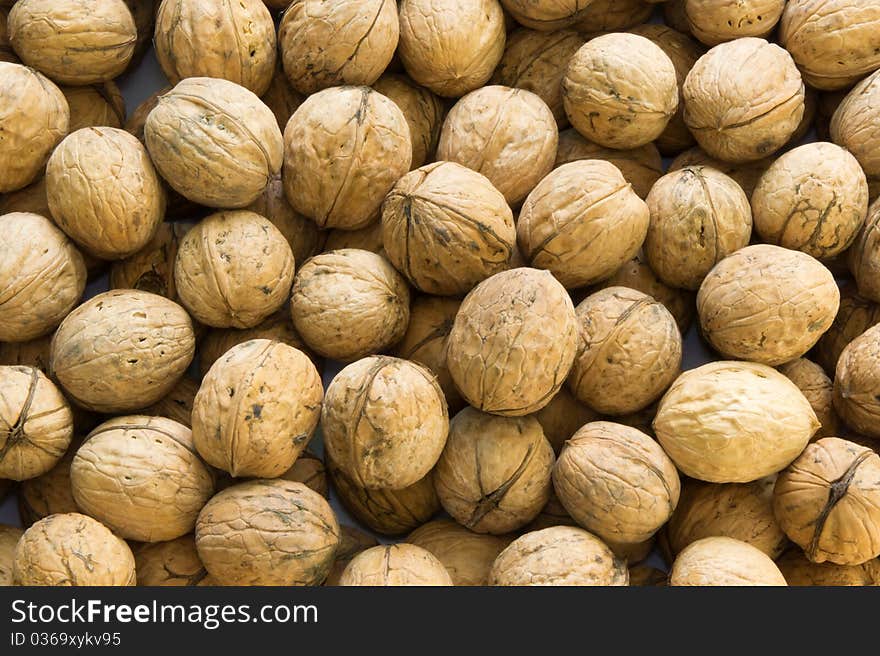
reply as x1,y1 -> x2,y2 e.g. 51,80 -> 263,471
62,82 -> 126,132
815,282 -> 880,376
669,536 -> 787,586
833,324 -> 880,439
339,544 -> 452,586
373,73 -> 444,169
849,198 -> 880,303
408,519 -> 510,586
779,358 -> 840,440
133,535 -> 208,587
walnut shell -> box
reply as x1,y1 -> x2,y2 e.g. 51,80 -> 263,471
489,525 -> 628,586
373,74 -> 444,169
291,249 -> 411,362
283,86 -> 411,230
193,340 -> 322,478
780,0 -> 880,91
133,535 -> 208,586
777,549 -> 880,586
833,324 -> 880,439
0,524 -> 22,586
382,162 -> 516,295
831,70 -> 880,198
645,166 -> 752,290
815,282 -> 880,376
554,421 -> 680,544
654,361 -> 819,483
49,290 -> 196,413
18,443 -> 80,526
573,0 -> 653,32
437,85 -> 557,205
774,438 -> 880,565
684,0 -> 784,45
0,212 -> 86,342
110,222 -> 190,303
62,82 -> 126,132
71,416 -> 214,542
260,61 -> 304,130
779,358 -> 840,440
279,0 -> 397,95
13,513 -> 136,586
327,458 -> 440,536
145,77 -> 282,208
322,356 -> 448,490
563,33 -> 678,149
568,288 -> 682,415
447,268 -> 578,416
398,0 -> 506,98
850,198 -> 880,303
8,0 -> 135,85
393,295 -> 464,413
669,147 -> 771,197
142,376 -> 199,429
434,407 -> 554,534
0,366 -> 72,481
47,127 -> 165,259
500,0 -> 596,30
195,479 -> 339,586
491,29 -> 584,129
696,244 -> 839,365
665,476 -> 788,559
279,450 -> 328,499
752,142 -> 868,259
669,536 -> 787,586
530,386 -> 600,455
407,519 -> 510,586
339,544 -> 452,586
682,38 -> 805,162
323,524 -> 379,586
154,0 -> 276,96
0,62 -> 69,193
554,129 -> 663,199
174,210 -> 294,329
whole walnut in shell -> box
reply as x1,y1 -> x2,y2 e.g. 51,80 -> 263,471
815,282 -> 880,376
8,0 -> 135,85
382,162 -> 516,295
0,212 -> 86,342
669,147 -> 771,197
13,513 -> 136,586
779,0 -> 880,91
654,361 -> 819,483
434,407 -> 554,534
0,366 -> 72,481
398,0 -> 506,98
518,160 -> 650,289
669,536 -> 787,586
752,142 -> 868,259
323,356 -> 448,490
279,0 -> 397,95
71,416 -> 214,542
339,544 -> 452,586
850,198 -> 880,303
142,376 -> 199,429
774,438 -> 880,565
291,249 -> 411,362
373,74 -> 444,169
283,86 -> 411,230
777,549 -> 880,586
490,526 -> 628,586
491,29 -> 584,128
696,244 -> 839,366
327,458 -> 440,536
554,129 -> 663,199
193,340 -> 322,478
574,0 -> 653,32
18,444 -> 80,526
47,127 -> 165,259
134,535 -> 208,586
499,0 -> 594,30
0,524 -> 22,586
833,324 -> 880,439
665,476 -> 788,559
446,268 -> 578,416
174,211 -> 294,329
563,33 -> 678,149
530,386 -> 600,455
684,0 -> 784,45
554,421 -> 681,544
393,295 -> 464,413
145,77 -> 282,208
779,358 -> 840,440
682,38 -> 805,162
49,290 -> 196,413
436,86 -> 557,205
408,519 -> 510,586
567,288 -> 682,415
279,450 -> 328,499
154,0 -> 275,96
110,222 -> 190,303
831,70 -> 880,198
62,83 -> 126,132
645,166 -> 752,290
0,63 -> 68,193
196,479 -> 339,586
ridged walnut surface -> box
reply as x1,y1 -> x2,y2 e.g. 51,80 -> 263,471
373,74 -> 444,169
831,70 -> 880,199
833,324 -> 880,439
669,536 -> 787,585
338,544 -> 453,586
779,358 -> 839,439
849,198 -> 880,303
684,0 -> 784,46
133,535 -> 208,587
407,519 -> 510,586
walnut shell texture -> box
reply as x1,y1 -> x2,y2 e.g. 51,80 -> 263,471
779,358 -> 840,440
669,536 -> 787,586
669,146 -> 772,196
372,73 -> 444,169
338,544 -> 452,586
62,82 -> 126,132
815,282 -> 880,376
849,198 -> 880,303
133,534 -> 208,586
777,549 -> 880,586
407,519 -> 510,586
833,324 -> 880,439
684,0 -> 785,46
500,0 -> 594,31
530,386 -> 600,455
141,376 -> 199,429
831,70 -> 880,197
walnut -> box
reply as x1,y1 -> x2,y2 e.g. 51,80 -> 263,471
833,324 -> 880,439
530,386 -> 600,455
62,82 -> 126,132
407,519 -> 510,586
776,549 -> 880,586
831,70 -> 880,200
323,525 -> 379,586
573,0 -> 653,32
669,146 -> 772,196
684,0 -> 785,45
373,74 -> 445,169
279,450 -> 328,499
815,282 -> 880,376
779,358 -> 840,440
338,544 -> 453,586
133,535 -> 208,586
669,536 -> 787,585
849,198 -> 880,303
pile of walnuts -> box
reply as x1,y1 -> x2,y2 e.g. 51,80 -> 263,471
1,0 -> 880,587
